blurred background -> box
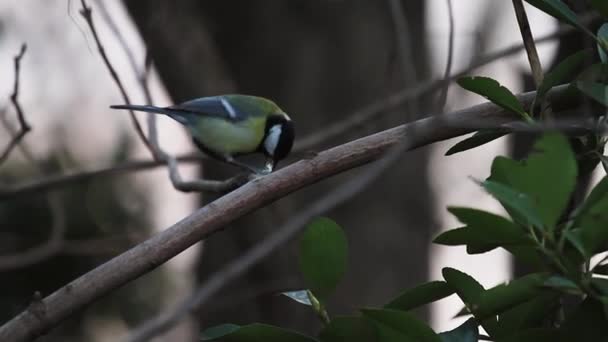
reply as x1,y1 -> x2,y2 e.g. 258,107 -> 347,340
0,0 -> 600,341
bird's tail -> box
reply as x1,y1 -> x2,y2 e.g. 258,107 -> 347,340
109,104 -> 173,116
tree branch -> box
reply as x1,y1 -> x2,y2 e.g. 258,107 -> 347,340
0,85 -> 572,341
95,0 -> 246,192
78,0 -> 156,159
438,0 -> 455,110
387,0 -> 420,118
0,44 -> 30,167
512,0 -> 543,87
293,23 -> 572,152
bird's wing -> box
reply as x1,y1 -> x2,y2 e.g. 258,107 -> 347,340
168,96 -> 248,121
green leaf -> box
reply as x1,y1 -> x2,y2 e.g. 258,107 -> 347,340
598,24 -> 608,63
201,323 -> 318,341
576,81 -> 608,106
362,308 -> 441,342
502,245 -> 545,268
442,268 -> 500,335
481,181 -> 544,228
543,275 -> 581,295
434,207 -> 531,253
282,290 -> 312,306
537,50 -> 591,99
458,76 -> 530,120
524,0 -> 591,37
567,190 -> 608,257
434,228 -> 502,254
560,298 -> 608,340
441,268 -> 484,306
487,134 -> 577,230
495,292 -> 561,338
576,63 -> 608,83
441,268 -> 485,306
299,217 -> 348,301
438,318 -> 478,342
572,176 -> 608,225
385,281 -> 455,311
445,130 -> 508,156
475,273 -> 548,319
319,316 -> 376,342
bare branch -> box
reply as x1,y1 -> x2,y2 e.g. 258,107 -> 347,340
293,23 -> 573,153
0,85 -> 573,341
512,0 -> 544,88
78,0 -> 156,159
95,0 -> 244,192
438,0 -> 455,110
0,154 -> 204,201
0,44 -> 31,166
387,0 -> 419,119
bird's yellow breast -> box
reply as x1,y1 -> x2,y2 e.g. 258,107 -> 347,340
190,117 -> 265,155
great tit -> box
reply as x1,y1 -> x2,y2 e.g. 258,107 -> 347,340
111,95 -> 294,174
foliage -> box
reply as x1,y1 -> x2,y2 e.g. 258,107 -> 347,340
200,2 -> 608,341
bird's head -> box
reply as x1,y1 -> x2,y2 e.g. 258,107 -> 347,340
262,114 -> 294,171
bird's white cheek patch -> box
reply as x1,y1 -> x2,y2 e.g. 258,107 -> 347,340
264,125 -> 282,156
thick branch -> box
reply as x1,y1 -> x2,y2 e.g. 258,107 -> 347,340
0,85 -> 572,341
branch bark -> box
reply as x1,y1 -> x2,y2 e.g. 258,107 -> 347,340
0,85 -> 570,341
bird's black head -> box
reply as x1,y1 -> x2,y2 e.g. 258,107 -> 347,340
262,114 -> 295,167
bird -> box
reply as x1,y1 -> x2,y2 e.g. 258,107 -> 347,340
110,95 -> 294,174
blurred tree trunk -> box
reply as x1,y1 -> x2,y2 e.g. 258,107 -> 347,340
124,0 -> 435,335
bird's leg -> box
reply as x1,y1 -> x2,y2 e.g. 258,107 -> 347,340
192,138 -> 265,174
263,159 -> 275,174
224,155 -> 268,175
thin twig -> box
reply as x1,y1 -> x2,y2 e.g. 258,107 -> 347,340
96,1 -> 244,192
94,0 -> 158,144
0,154 -> 205,201
0,44 -> 31,166
387,0 -> 420,119
78,0 -> 156,159
438,0 -> 455,110
0,85 -> 573,342
0,47 -> 69,271
293,22 -> 574,152
512,0 -> 544,88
